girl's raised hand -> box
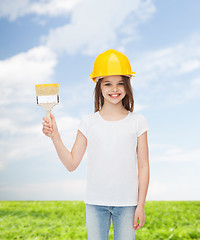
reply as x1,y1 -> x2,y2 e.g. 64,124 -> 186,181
42,113 -> 58,138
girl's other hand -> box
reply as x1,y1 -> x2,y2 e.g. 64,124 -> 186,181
42,113 -> 58,138
133,205 -> 145,231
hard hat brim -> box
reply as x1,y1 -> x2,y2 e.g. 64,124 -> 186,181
90,72 -> 136,83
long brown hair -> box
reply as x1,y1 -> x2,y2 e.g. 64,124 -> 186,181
93,75 -> 134,113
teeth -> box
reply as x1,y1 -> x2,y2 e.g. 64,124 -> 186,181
110,94 -> 120,96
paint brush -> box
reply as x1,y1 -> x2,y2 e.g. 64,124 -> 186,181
35,83 -> 59,125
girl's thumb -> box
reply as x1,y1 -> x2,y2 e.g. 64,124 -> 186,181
50,113 -> 54,119
133,218 -> 138,227
50,113 -> 55,124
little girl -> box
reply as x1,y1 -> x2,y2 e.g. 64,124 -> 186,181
42,49 -> 150,240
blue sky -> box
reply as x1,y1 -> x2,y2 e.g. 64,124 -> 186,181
0,0 -> 199,201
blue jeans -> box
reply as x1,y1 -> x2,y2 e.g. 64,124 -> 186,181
85,204 -> 137,240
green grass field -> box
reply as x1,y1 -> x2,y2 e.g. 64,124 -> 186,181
0,201 -> 199,240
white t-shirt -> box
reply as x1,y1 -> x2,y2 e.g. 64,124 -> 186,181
78,110 -> 149,206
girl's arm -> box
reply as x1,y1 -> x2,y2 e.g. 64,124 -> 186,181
136,131 -> 150,207
133,131 -> 149,231
42,113 -> 87,172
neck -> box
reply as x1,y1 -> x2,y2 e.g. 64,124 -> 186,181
100,100 -> 127,115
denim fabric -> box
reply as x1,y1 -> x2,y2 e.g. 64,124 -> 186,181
85,204 -> 137,240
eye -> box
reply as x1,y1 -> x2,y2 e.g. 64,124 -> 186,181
104,83 -> 124,86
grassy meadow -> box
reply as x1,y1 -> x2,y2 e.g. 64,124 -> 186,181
0,201 -> 199,240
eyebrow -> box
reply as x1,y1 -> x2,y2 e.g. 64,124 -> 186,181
103,80 -> 123,83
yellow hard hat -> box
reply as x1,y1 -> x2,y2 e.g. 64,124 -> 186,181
90,49 -> 135,83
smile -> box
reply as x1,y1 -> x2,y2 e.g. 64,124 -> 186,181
109,94 -> 121,98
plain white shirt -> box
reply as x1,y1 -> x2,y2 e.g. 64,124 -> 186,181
78,110 -> 150,206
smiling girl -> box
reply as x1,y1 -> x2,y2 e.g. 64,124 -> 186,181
42,49 -> 150,240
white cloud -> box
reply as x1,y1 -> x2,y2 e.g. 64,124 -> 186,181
0,179 -> 86,200
185,76 -> 200,100
0,0 -> 156,56
0,111 -> 84,170
0,44 -> 91,172
0,0 -> 29,21
0,0 -> 81,21
133,34 -> 200,89
148,179 -> 200,201
132,34 -> 200,108
148,143 -> 169,150
30,0 -> 82,16
0,113 -> 80,136
0,45 -> 57,105
44,0 -> 156,56
150,146 -> 200,162
0,133 -> 52,169
147,143 -> 200,200
0,45 -> 58,170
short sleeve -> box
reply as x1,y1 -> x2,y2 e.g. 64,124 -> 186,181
137,114 -> 150,137
78,116 -> 88,139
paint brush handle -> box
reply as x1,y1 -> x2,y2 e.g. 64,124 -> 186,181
46,110 -> 52,126
38,103 -> 58,127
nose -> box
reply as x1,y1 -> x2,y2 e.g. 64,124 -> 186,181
112,86 -> 118,92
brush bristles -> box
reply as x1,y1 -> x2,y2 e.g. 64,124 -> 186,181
35,83 -> 59,96
36,95 -> 59,104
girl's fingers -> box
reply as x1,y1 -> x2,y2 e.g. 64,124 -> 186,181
42,122 -> 49,127
42,123 -> 52,130
42,117 -> 56,137
42,123 -> 52,132
42,122 -> 52,129
43,126 -> 52,132
43,126 -> 53,132
43,117 -> 50,124
43,128 -> 52,136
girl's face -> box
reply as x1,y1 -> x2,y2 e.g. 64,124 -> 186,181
100,75 -> 126,104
